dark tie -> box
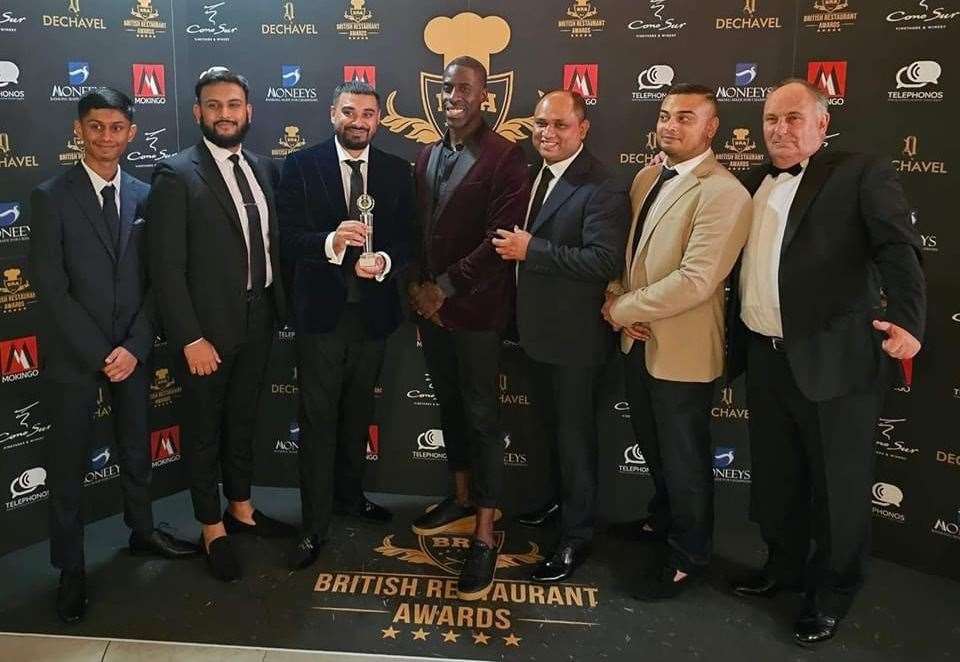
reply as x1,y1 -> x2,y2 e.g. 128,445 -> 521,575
524,166 -> 555,229
631,166 -> 679,256
767,162 -> 803,178
346,159 -> 364,219
100,185 -> 120,251
228,154 -> 266,293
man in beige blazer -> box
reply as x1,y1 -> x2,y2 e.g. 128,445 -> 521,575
602,83 -> 751,600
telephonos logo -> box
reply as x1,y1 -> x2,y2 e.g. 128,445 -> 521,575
563,65 -> 599,104
871,482 -> 906,523
151,425 -> 181,467
132,64 -> 166,104
619,443 -> 649,475
889,60 -> 944,103
414,429 -> 446,461
0,336 -> 39,382
807,61 -> 847,105
0,60 -> 24,101
6,466 -> 48,511
344,65 -> 376,88
632,64 -> 674,102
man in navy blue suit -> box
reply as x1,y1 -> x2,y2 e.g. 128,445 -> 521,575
30,89 -> 197,624
277,80 -> 414,569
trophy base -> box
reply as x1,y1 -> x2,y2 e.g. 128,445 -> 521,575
358,252 -> 379,270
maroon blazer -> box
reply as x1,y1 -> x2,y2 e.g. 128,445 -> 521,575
413,123 -> 530,331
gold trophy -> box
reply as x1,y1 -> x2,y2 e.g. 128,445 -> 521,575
356,193 -> 378,270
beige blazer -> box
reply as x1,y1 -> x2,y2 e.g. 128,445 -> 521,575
608,153 -> 752,382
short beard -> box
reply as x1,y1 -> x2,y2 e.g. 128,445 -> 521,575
200,118 -> 250,149
336,127 -> 370,151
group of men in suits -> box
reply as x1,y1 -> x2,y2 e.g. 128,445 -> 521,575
30,57 -> 924,646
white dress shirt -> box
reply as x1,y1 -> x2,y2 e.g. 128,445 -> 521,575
80,159 -> 121,216
524,143 -> 584,229
646,148 -> 713,221
324,137 -> 391,281
203,137 -> 273,289
739,160 -> 808,337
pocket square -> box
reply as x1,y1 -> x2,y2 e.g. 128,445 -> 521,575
133,217 -> 147,226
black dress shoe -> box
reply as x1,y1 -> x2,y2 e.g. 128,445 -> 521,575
633,565 -> 703,601
412,496 -> 476,536
457,538 -> 498,601
606,517 -> 665,542
202,535 -> 241,582
290,534 -> 323,570
223,508 -> 297,538
56,570 -> 86,624
731,572 -> 801,598
517,502 -> 560,527
129,529 -> 201,558
335,497 -> 393,523
794,611 -> 840,645
531,541 -> 588,583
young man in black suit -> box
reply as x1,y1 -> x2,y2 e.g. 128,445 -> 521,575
727,79 -> 926,644
147,68 -> 294,582
494,90 -> 628,582
30,89 -> 198,623
277,81 -> 414,569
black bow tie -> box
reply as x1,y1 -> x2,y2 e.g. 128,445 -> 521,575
767,162 -> 803,178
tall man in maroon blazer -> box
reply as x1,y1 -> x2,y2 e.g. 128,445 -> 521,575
408,55 -> 530,601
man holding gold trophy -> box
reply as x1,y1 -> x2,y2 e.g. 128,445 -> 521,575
276,81 -> 415,570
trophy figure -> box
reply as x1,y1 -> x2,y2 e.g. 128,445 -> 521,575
356,193 -> 378,270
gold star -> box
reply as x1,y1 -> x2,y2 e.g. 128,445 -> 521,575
503,632 -> 522,647
472,631 -> 490,645
441,629 -> 460,643
412,627 -> 429,641
381,626 -> 399,640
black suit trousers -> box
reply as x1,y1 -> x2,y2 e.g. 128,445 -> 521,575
528,358 -> 603,544
417,321 -> 503,508
296,304 -> 385,538
45,368 -> 154,572
624,345 -> 715,572
176,292 -> 275,525
746,334 -> 884,618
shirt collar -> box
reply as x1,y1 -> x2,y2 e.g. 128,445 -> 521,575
80,159 -> 121,195
666,148 -> 713,178
203,137 -> 244,165
335,137 -> 370,164
541,143 -> 584,181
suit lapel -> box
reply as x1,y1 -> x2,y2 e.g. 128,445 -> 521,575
433,139 -> 479,221
633,167 -> 699,255
781,151 -> 834,256
67,164 -> 116,261
116,171 -> 137,260
315,139 -> 349,223
193,142 -> 244,238
528,152 -> 593,236
624,167 -> 660,272
424,142 -> 441,219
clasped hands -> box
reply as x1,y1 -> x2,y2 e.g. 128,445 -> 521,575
332,220 -> 385,279
492,226 -> 532,261
602,292 -> 651,342
102,346 -> 138,382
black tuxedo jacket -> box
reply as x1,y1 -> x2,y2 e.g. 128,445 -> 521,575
146,142 -> 286,353
276,137 -> 414,338
30,165 -> 153,383
517,148 -> 629,367
727,149 -> 926,401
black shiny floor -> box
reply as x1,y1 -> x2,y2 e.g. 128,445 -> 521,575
0,487 -> 956,661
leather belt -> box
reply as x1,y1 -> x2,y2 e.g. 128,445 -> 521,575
750,331 -> 785,352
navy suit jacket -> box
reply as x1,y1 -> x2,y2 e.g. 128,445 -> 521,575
30,164 -> 153,383
277,137 -> 414,338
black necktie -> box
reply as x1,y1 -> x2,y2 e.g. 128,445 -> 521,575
632,166 -> 678,255
228,154 -> 266,293
346,159 -> 364,219
100,184 -> 120,251
767,162 -> 803,178
525,167 -> 555,229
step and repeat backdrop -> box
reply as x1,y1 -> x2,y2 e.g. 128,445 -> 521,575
0,0 -> 957,579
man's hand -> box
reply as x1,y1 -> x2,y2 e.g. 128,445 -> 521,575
355,254 -> 386,279
624,322 -> 652,342
408,282 -> 445,319
492,226 -> 533,261
873,320 -> 921,360
103,347 -> 138,382
601,293 -> 623,331
332,220 -> 367,255
184,338 -> 221,376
